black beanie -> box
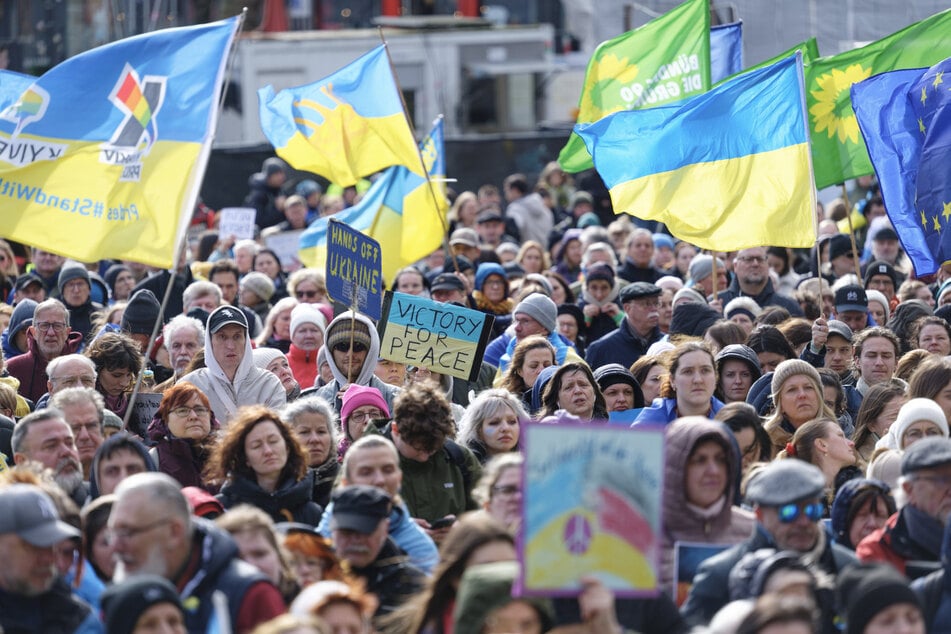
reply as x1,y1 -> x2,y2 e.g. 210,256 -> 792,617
121,289 -> 163,335
101,574 -> 183,634
836,563 -> 922,634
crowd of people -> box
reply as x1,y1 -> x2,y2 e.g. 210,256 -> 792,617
1,160 -> 951,634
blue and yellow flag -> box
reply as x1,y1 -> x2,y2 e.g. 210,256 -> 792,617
575,53 -> 816,251
299,118 -> 447,282
258,45 -> 422,187
852,57 -> 951,277
710,22 -> 743,84
0,18 -> 239,268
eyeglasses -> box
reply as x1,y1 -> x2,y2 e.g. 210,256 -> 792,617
492,485 -> 522,497
51,375 -> 96,388
913,474 -> 951,489
333,342 -> 368,354
776,502 -> 823,523
296,290 -> 320,299
107,519 -> 171,543
35,321 -> 67,333
348,409 -> 384,424
632,299 -> 660,308
171,405 -> 211,418
736,255 -> 767,264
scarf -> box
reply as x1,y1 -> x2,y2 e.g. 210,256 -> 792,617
472,291 -> 515,315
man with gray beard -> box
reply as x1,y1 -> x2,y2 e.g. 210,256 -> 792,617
11,408 -> 86,507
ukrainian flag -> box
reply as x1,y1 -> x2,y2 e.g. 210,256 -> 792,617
0,18 -> 239,268
299,119 -> 447,283
576,53 -> 817,251
258,45 -> 422,187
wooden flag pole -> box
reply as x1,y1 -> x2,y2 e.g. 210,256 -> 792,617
841,183 -> 864,281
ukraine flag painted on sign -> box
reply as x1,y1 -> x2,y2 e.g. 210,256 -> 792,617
299,119 -> 447,283
258,45 -> 422,187
575,53 -> 816,251
0,17 -> 239,268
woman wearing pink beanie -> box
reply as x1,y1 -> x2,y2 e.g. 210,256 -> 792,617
338,384 -> 390,458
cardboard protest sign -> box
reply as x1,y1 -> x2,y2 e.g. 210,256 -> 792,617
518,420 -> 664,597
377,291 -> 494,383
325,219 -> 382,320
673,542 -> 730,607
263,229 -> 304,272
218,207 -> 256,240
126,392 -> 163,438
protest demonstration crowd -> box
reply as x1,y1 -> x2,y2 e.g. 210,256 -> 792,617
5,1 -> 951,633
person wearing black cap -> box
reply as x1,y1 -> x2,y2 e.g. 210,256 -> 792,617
475,205 -> 517,248
834,284 -> 870,333
12,272 -> 46,305
180,304 -> 285,423
856,437 -> 951,578
101,574 -> 185,634
578,262 -> 624,342
430,272 -> 468,305
682,459 -> 856,627
0,483 -> 99,633
330,484 -> 426,619
585,281 -> 664,369
716,247 -> 804,317
863,260 -> 899,303
593,363 -> 644,413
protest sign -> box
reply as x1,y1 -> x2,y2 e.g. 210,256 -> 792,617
326,219 -> 382,320
377,291 -> 494,383
126,392 -> 163,438
518,420 -> 664,597
263,229 -> 304,272
217,207 -> 256,241
673,542 -> 730,607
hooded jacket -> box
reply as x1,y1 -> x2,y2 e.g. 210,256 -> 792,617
856,506 -> 944,578
315,311 -> 401,413
632,396 -> 725,427
180,320 -> 285,424
217,470 -> 323,527
660,419 -> 755,590
2,298 -> 36,360
6,329 -> 84,403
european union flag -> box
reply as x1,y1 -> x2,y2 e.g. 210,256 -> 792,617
852,56 -> 951,276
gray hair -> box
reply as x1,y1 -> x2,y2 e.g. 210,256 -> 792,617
46,354 -> 96,380
12,407 -> 67,455
182,280 -> 222,309
457,388 -> 527,450
282,395 -> 339,451
114,472 -> 193,535
473,453 -> 523,506
50,387 -> 106,428
163,314 -> 205,348
581,241 -> 618,269
33,298 -> 69,326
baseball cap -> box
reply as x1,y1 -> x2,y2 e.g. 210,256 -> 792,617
431,273 -> 466,293
834,284 -> 868,313
14,272 -> 46,292
207,305 -> 248,334
330,485 -> 392,534
0,484 -> 80,546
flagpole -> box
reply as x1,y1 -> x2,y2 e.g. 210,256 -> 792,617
377,29 -> 459,275
841,183 -> 863,280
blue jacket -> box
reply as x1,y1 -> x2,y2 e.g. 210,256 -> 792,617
318,499 -> 438,574
631,397 -> 724,427
585,318 -> 662,370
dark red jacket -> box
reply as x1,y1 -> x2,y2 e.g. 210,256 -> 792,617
856,508 -> 941,577
6,330 -> 84,403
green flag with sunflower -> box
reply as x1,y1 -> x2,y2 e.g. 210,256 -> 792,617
807,7 -> 951,189
557,0 -> 710,174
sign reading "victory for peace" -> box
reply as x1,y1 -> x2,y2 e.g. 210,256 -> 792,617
376,291 -> 495,382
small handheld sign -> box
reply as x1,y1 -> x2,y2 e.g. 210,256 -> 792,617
325,219 -> 383,320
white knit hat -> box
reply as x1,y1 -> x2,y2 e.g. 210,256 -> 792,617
876,397 -> 949,451
290,303 -> 327,338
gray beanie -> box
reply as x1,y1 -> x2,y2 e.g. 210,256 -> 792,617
57,262 -> 90,296
515,293 -> 557,333
688,254 -> 725,286
770,359 -> 822,403
240,272 -> 275,302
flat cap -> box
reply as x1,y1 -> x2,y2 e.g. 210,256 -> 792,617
745,460 -> 825,507
901,437 -> 951,475
619,281 -> 661,303
477,207 -> 504,224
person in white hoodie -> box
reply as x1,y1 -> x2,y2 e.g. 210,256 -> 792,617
315,311 -> 401,415
181,305 -> 285,424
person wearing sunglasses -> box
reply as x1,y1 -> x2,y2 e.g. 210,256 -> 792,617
856,437 -> 951,579
682,459 -> 857,628
314,310 -> 400,416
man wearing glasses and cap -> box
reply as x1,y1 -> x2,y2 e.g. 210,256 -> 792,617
315,310 -> 401,415
0,483 -> 101,633
181,304 -> 285,424
682,460 -> 856,627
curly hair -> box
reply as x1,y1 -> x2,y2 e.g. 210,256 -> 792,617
499,335 -> 555,395
392,382 -> 454,453
84,331 -> 143,375
204,405 -> 308,486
